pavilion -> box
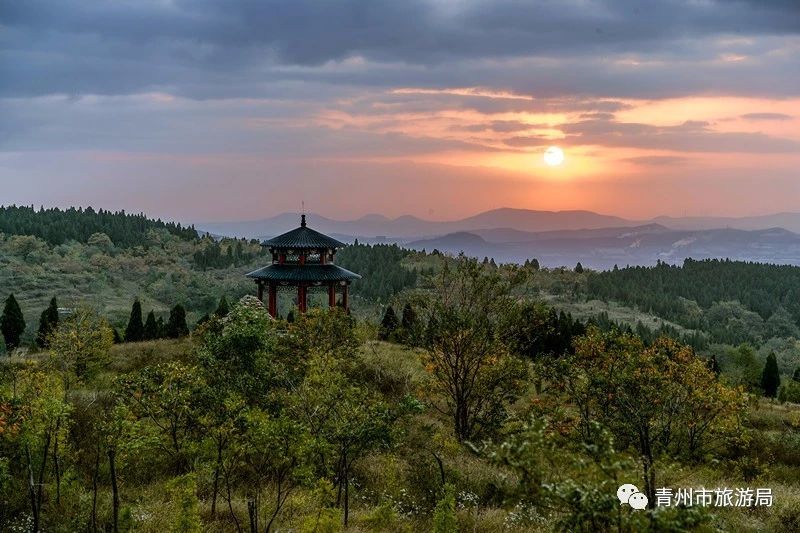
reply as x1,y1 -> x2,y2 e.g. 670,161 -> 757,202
246,215 -> 361,317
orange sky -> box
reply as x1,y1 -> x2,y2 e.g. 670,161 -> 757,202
2,1 -> 799,222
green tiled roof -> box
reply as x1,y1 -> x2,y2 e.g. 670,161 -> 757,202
246,264 -> 361,282
262,215 -> 346,250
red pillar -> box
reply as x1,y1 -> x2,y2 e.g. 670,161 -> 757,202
328,283 -> 336,308
298,285 -> 307,313
342,283 -> 349,312
268,284 -> 277,317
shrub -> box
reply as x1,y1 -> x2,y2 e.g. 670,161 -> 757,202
432,483 -> 458,533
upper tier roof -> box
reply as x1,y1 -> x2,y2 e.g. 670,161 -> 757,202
261,215 -> 347,250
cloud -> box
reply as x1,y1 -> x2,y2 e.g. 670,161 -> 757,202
559,117 -> 800,153
741,112 -> 793,120
622,155 -> 690,166
1,0 -> 799,99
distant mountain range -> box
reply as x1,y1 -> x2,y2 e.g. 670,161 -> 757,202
199,208 -> 800,269
406,225 -> 800,270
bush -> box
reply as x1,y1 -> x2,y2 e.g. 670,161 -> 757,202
432,483 -> 458,533
167,474 -> 202,533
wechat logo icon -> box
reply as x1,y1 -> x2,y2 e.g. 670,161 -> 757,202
618,484 -> 649,510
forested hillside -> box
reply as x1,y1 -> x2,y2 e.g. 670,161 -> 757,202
0,205 -> 198,247
587,259 -> 800,344
2,257 -> 800,532
336,242 -> 421,302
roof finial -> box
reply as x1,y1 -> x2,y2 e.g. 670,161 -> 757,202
301,200 -> 306,227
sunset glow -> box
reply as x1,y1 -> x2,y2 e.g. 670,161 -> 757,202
1,1 -> 799,222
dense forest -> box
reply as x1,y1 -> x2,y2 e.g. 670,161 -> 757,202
587,259 -> 800,344
336,242 -> 421,302
0,205 -> 198,247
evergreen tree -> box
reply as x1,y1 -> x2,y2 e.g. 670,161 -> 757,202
166,304 -> 189,338
125,299 -> 144,342
156,316 -> 166,338
0,294 -> 26,351
143,311 -> 159,341
401,303 -> 416,331
0,334 -> 6,356
379,305 -> 399,340
529,258 -> 540,270
215,296 -> 230,318
761,352 -> 781,398
575,262 -> 584,273
36,297 -> 59,348
708,353 -> 721,377
112,328 -> 122,344
793,367 -> 800,383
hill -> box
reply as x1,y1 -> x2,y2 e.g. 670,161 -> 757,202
0,205 -> 197,247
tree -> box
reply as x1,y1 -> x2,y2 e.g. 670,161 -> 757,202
48,306 -> 114,383
291,353 -> 397,527
401,303 -> 416,331
166,304 -> 189,338
215,296 -> 230,318
575,262 -> 584,273
1,294 -> 26,351
422,258 -> 528,441
6,365 -> 71,532
400,302 -> 420,344
118,362 -> 206,474
379,305 -> 398,340
550,328 -> 744,502
125,299 -> 144,342
761,352 -> 781,398
143,311 -> 159,341
794,367 -> 800,383
708,353 -> 721,377
36,297 -> 59,348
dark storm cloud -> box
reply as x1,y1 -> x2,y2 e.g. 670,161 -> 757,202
1,0 -> 799,99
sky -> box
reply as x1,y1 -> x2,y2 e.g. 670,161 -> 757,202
1,0 -> 799,223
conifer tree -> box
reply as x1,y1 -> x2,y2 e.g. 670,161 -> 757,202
575,262 -> 584,273
125,299 -> 144,342
379,305 -> 399,340
793,367 -> 800,383
761,352 -> 781,398
401,303 -> 416,331
166,304 -> 189,338
143,311 -> 159,341
709,353 -> 721,377
36,297 -> 59,348
0,294 -> 26,351
156,317 -> 166,338
215,296 -> 230,318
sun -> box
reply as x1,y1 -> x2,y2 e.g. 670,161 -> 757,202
543,146 -> 565,166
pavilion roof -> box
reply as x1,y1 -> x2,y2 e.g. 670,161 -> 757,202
261,215 -> 346,250
246,264 -> 361,283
